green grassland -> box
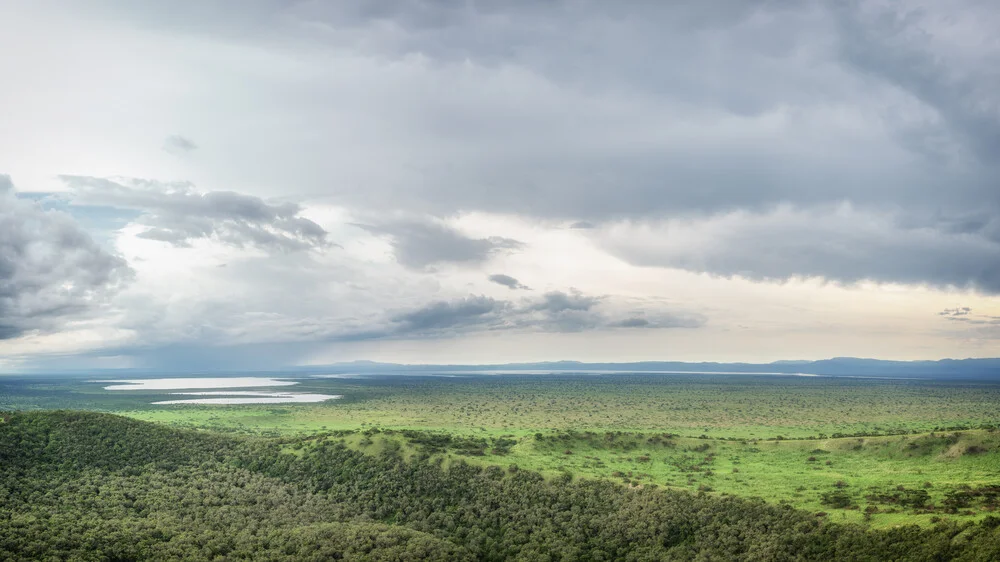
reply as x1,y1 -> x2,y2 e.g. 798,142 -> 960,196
4,373 -> 1000,528
8,410 -> 1000,560
111,375 -> 1000,437
290,425 -> 1000,528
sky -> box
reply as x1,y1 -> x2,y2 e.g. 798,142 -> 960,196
1,0 -> 998,372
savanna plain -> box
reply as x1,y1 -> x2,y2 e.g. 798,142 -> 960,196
3,372 -> 1000,560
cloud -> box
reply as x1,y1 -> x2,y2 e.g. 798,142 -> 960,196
939,307 -> 1000,326
59,176 -> 329,252
833,1 -> 1000,163
0,175 -> 132,340
600,204 -> 1000,293
163,134 -> 197,155
86,0 -> 995,295
15,1 -> 994,296
358,218 -> 524,269
2,1 -> 998,366
528,290 -> 601,313
390,295 -> 505,334
376,289 -> 703,339
488,273 -> 530,290
938,307 -> 1000,342
940,307 -> 972,317
612,317 -> 650,328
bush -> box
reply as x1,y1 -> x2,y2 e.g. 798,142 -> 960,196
820,490 -> 853,509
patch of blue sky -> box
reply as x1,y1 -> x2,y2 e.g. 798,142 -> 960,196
16,192 -> 140,247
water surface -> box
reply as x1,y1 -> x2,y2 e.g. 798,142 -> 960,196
152,392 -> 341,405
100,377 -> 299,391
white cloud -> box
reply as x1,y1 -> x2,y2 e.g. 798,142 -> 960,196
0,177 -> 131,340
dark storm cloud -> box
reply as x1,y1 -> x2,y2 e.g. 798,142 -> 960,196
601,205 -> 1000,293
59,176 -> 329,252
358,218 -> 524,269
163,134 -> 197,154
488,274 -> 530,290
833,1 -> 1000,164
275,1 -> 993,218
236,0 -> 995,292
0,175 -> 132,339
80,1 -> 996,210
32,1 -> 1000,293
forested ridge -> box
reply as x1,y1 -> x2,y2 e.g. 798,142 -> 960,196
2,411 -> 999,561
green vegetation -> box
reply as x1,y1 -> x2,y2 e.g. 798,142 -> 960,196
3,372 -> 1000,556
4,410 -> 1000,561
338,426 -> 1000,528
7,374 -> 1000,439
121,375 -> 1000,439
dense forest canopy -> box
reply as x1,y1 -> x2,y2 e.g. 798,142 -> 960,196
2,411 -> 1000,561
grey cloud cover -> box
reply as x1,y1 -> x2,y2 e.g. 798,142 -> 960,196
183,1 -> 991,212
60,176 -> 329,252
378,290 -> 703,340
358,218 -> 524,270
529,290 -> 601,314
601,205 -> 1000,293
60,0 -> 1000,292
2,0 -> 999,368
391,295 -> 505,334
0,175 -> 132,339
833,1 -> 1000,163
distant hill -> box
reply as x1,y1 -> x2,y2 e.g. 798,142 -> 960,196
307,357 -> 1000,380
22,356 -> 1000,380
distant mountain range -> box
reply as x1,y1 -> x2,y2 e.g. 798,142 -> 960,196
307,357 -> 1000,380
25,357 -> 1000,380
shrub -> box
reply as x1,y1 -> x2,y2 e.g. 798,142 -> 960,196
820,490 -> 853,509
